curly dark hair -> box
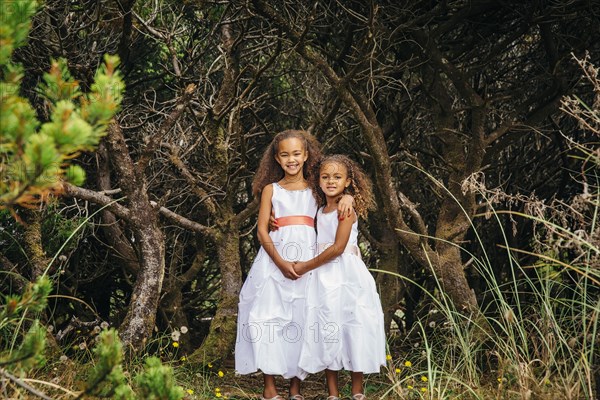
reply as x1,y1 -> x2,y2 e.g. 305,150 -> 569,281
252,130 -> 323,196
310,154 -> 376,218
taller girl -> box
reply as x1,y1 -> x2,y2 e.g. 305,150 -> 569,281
235,130 -> 353,400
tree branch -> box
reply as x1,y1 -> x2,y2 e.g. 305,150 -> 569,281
485,90 -> 564,150
412,29 -> 484,108
135,83 -> 196,176
180,248 -> 206,284
150,201 -> 214,238
62,183 -> 131,220
0,368 -> 54,400
232,197 -> 259,227
161,142 -> 218,215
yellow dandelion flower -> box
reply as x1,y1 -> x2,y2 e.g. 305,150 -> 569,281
421,376 -> 428,382
173,341 -> 179,348
407,385 -> 413,390
421,387 -> 427,393
404,361 -> 412,367
386,354 -> 392,361
208,363 -> 213,368
187,389 -> 194,394
215,387 -> 221,392
395,368 -> 401,373
215,393 -> 222,398
497,377 -> 503,383
218,370 -> 224,378
181,356 -> 187,361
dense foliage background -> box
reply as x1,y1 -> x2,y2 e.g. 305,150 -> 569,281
1,0 -> 599,398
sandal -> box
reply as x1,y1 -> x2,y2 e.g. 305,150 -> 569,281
352,394 -> 366,400
288,396 -> 305,400
261,396 -> 284,400
327,397 -> 341,400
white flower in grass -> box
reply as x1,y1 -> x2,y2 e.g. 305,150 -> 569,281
171,330 -> 181,341
180,326 -> 188,334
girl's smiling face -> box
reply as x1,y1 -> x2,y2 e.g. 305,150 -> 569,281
275,138 -> 308,177
319,161 -> 351,199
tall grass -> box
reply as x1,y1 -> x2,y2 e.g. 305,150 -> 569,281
381,179 -> 598,399
381,55 -> 599,400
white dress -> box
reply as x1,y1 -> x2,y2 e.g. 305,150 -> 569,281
235,183 -> 317,379
298,208 -> 386,374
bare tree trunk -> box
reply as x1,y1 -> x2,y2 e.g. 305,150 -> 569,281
118,221 -> 165,351
103,122 -> 166,351
96,142 -> 140,276
189,22 -> 247,362
21,210 -> 51,279
190,225 -> 241,363
159,243 -> 206,352
375,236 -> 402,333
433,164 -> 480,311
367,210 -> 403,334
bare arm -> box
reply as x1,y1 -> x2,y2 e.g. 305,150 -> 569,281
257,185 -> 299,279
294,213 -> 355,275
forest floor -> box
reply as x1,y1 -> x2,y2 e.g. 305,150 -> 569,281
200,357 -> 392,400
205,371 -> 391,400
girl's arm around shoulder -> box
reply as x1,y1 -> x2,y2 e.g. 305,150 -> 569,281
294,213 -> 356,275
257,184 -> 300,280
337,194 -> 354,219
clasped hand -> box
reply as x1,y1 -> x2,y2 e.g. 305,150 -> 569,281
279,261 -> 307,280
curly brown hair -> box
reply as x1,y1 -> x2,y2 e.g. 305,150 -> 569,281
252,130 -> 323,196
310,154 -> 376,218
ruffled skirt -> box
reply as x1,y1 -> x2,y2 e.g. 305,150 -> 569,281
235,226 -> 315,379
298,253 -> 386,373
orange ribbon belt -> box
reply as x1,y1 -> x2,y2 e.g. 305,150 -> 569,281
275,215 -> 315,228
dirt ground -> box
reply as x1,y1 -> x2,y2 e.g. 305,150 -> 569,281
208,360 -> 391,400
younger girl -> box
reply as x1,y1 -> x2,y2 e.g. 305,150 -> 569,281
294,155 -> 386,400
235,131 -> 353,400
